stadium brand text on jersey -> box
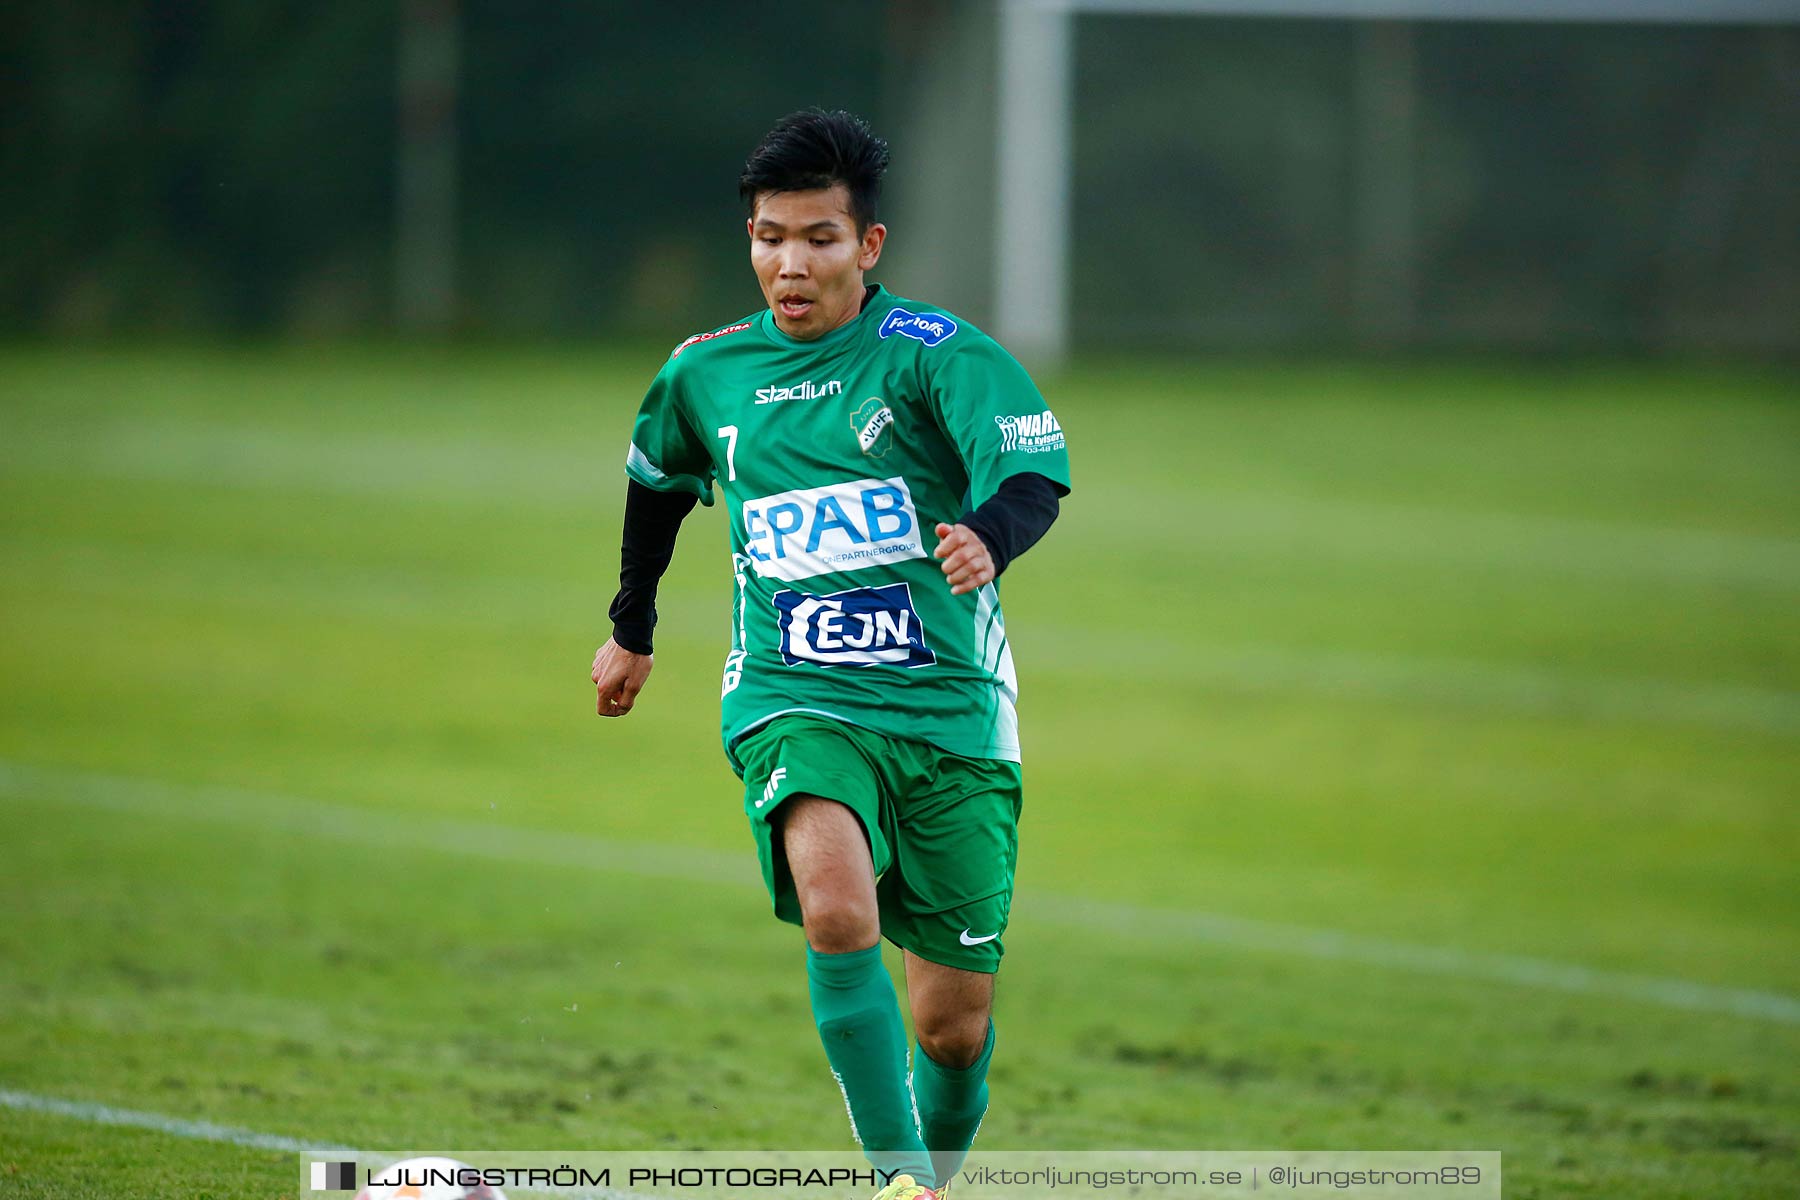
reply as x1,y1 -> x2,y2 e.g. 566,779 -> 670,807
756,378 -> 843,405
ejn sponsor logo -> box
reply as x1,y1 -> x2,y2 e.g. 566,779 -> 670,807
774,581 -> 937,668
310,1160 -> 356,1191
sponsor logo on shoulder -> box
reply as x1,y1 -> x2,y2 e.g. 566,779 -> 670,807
756,378 -> 842,405
851,396 -> 895,457
878,307 -> 959,347
670,320 -> 753,359
995,410 -> 1065,454
742,476 -> 926,582
774,581 -> 937,668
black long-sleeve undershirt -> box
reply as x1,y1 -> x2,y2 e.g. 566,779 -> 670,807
607,481 -> 697,654
608,472 -> 1065,654
957,470 -> 1066,581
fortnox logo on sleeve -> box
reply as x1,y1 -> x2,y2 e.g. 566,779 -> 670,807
878,307 -> 958,346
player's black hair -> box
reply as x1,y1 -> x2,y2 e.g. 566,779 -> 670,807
739,108 -> 890,233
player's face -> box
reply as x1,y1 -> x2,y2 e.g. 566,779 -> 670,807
748,184 -> 886,339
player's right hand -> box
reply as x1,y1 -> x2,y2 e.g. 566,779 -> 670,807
591,638 -> 654,717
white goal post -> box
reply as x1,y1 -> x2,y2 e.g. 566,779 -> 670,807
993,0 -> 1800,362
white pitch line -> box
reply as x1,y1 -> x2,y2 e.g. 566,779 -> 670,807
0,1088 -> 648,1199
0,1086 -> 323,1152
1025,896 -> 1800,1024
1035,630 -> 1800,738
2,760 -> 1797,1025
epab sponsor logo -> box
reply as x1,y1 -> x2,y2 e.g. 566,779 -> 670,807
878,308 -> 958,347
774,582 -> 937,668
756,378 -> 842,405
995,410 -> 1065,454
742,476 -> 926,582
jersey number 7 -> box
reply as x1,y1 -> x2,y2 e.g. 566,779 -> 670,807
717,425 -> 739,481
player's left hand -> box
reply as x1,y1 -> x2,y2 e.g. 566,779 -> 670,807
934,522 -> 994,596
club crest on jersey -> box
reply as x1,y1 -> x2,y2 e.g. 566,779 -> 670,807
995,410 -> 1065,454
878,308 -> 958,347
741,476 -> 926,582
774,582 -> 937,668
851,397 -> 895,458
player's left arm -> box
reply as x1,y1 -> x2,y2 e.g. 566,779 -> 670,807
934,472 -> 1064,595
925,332 -> 1071,594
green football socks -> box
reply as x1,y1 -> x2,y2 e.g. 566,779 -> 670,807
913,1020 -> 994,1184
806,943 -> 934,1186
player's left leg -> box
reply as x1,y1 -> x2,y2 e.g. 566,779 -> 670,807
876,748 -> 1021,1191
904,952 -> 997,1190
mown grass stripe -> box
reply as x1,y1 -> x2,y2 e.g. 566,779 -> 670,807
6,534 -> 1794,736
5,425 -> 1796,587
5,759 -> 1795,1025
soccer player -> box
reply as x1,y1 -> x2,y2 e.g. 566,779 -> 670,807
590,109 -> 1070,1200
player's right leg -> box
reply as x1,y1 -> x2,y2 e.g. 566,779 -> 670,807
736,716 -> 934,1189
876,745 -> 1022,1192
781,796 -> 935,1189
780,796 -> 879,953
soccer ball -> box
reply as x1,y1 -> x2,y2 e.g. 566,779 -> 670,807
353,1157 -> 507,1200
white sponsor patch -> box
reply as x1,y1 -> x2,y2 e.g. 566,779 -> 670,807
741,476 -> 926,582
995,410 -> 1065,454
774,582 -> 937,668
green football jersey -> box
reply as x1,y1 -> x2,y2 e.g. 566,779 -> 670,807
625,284 -> 1071,771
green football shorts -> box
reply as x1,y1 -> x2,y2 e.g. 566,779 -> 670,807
733,713 -> 1024,973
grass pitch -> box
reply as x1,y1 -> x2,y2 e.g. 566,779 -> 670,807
0,346 -> 1796,1198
